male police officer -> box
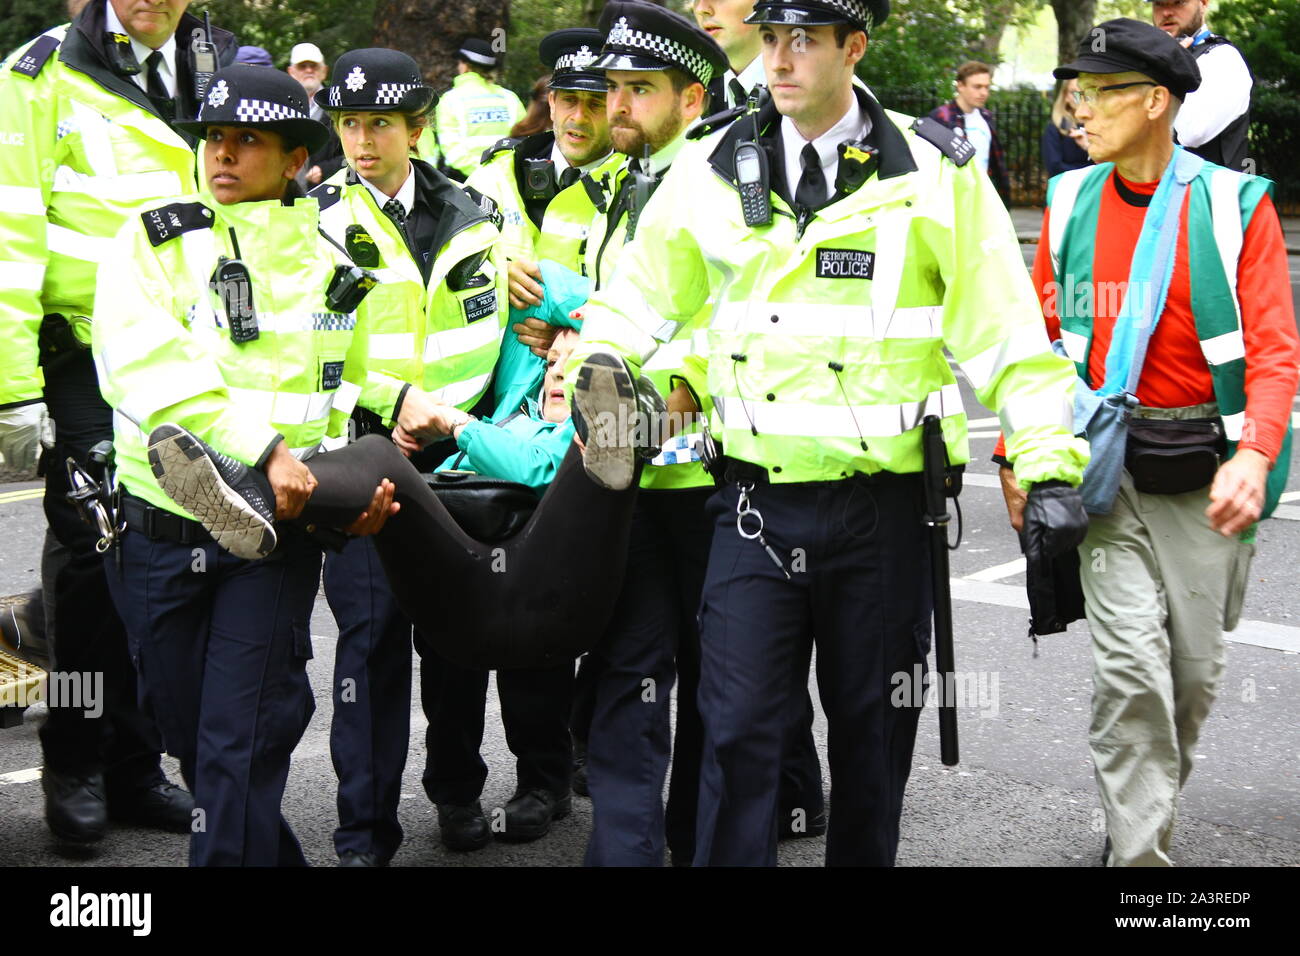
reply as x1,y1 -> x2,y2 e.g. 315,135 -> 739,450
694,0 -> 768,109
309,47 -> 510,858
569,0 -> 1091,866
568,0 -> 730,868
0,0 -> 236,844
93,64 -> 400,866
435,37 -> 526,181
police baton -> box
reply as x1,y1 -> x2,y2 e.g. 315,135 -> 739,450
921,414 -> 959,766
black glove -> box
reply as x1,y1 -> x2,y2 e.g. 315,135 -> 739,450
1023,480 -> 1088,566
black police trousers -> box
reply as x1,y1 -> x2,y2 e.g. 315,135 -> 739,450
303,435 -> 639,671
39,350 -> 163,790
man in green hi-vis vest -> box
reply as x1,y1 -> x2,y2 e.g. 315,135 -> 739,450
997,19 -> 1299,867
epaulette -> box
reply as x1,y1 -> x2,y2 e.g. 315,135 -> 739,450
462,185 -> 503,230
480,136 -> 522,164
309,181 -> 345,211
909,116 -> 975,167
688,104 -> 746,141
140,201 -> 214,247
9,33 -> 61,79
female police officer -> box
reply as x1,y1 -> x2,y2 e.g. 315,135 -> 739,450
91,65 -> 400,866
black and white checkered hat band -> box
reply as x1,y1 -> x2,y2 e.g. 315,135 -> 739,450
232,98 -> 310,123
375,83 -> 418,105
824,0 -> 875,30
555,49 -> 598,71
329,85 -> 342,106
606,16 -> 715,85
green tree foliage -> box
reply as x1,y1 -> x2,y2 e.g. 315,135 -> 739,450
1216,0 -> 1300,90
189,0 -> 378,69
1,0 -> 72,59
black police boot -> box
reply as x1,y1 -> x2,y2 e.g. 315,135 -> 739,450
146,423 -> 278,560
436,801 -> 491,852
572,353 -> 664,491
42,767 -> 108,843
778,806 -> 827,841
106,779 -> 194,834
571,736 -> 590,798
497,788 -> 571,843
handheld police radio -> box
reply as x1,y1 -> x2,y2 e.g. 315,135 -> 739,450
733,90 -> 771,228
190,13 -> 218,103
623,146 -> 657,242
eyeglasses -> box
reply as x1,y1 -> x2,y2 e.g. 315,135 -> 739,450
1071,81 -> 1157,106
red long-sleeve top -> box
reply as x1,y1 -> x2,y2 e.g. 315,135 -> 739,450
995,170 -> 1299,464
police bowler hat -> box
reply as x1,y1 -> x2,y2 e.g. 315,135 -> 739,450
316,48 -> 437,114
176,64 -> 328,153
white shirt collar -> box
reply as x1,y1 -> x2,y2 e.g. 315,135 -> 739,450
549,141 -> 612,176
780,98 -> 870,206
105,0 -> 177,98
360,162 -> 416,217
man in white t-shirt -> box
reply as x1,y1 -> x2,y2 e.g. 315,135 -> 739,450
928,60 -> 1009,202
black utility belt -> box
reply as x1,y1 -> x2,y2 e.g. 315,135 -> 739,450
121,493 -> 212,546
713,455 -> 927,490
1125,415 -> 1226,495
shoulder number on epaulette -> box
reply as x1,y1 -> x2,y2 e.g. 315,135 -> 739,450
480,136 -> 521,164
909,116 -> 975,167
309,182 -> 344,212
141,201 -> 214,246
11,34 -> 61,79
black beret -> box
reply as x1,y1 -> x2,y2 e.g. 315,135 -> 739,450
1054,18 -> 1201,99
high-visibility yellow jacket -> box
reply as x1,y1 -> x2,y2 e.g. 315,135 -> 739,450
568,88 -> 1089,488
312,159 -> 509,416
435,71 -> 524,179
0,10 -> 233,407
92,195 -> 391,518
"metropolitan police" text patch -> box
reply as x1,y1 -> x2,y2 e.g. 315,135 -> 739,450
816,248 -> 875,280
464,289 -> 497,323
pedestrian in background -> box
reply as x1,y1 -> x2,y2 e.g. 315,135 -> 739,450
510,74 -> 554,137
928,60 -> 1010,202
1041,77 -> 1091,179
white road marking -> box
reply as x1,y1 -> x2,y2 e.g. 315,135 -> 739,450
961,472 -> 1002,488
966,557 -> 1026,582
1269,504 -> 1300,522
0,767 -> 41,786
967,416 -> 1000,428
967,431 -> 1001,439
952,579 -> 1300,653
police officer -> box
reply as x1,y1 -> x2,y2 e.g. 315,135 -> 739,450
565,0 -> 729,867
309,47 -> 512,855
434,37 -> 526,181
694,0 -> 768,109
0,0 -> 238,844
91,64 -> 401,866
569,0 -> 1091,866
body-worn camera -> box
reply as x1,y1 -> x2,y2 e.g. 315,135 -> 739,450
325,263 -> 378,313
522,157 -> 558,203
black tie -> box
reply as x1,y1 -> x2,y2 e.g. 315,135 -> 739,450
383,198 -> 406,228
728,78 -> 748,108
795,142 -> 827,210
558,166 -> 581,190
145,51 -> 173,119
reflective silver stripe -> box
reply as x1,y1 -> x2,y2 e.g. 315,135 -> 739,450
368,332 -> 416,361
1058,328 -> 1088,365
960,323 -> 1054,391
0,184 -> 44,216
52,166 -> 181,203
117,367 -> 227,425
713,383 -> 963,438
1209,167 -> 1244,326
0,261 -> 44,290
998,389 -> 1074,435
320,434 -> 349,451
1221,410 -> 1245,441
333,380 -> 362,418
643,337 -> 693,372
70,100 -> 118,178
542,217 -> 589,240
290,444 -> 320,460
47,223 -> 113,264
1200,329 -> 1246,366
1048,167 -> 1090,274
586,277 -> 671,365
711,301 -> 942,339
112,409 -> 143,440
225,387 -> 337,425
423,318 -> 501,363
431,372 -> 492,407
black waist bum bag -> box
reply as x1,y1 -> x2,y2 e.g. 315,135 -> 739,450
1124,417 -> 1227,495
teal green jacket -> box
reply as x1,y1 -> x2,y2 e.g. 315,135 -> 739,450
438,327 -> 574,492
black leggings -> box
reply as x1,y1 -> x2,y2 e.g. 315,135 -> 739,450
304,435 -> 639,670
